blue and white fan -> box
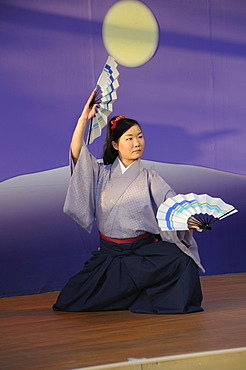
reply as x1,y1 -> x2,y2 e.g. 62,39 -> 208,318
87,56 -> 119,145
157,193 -> 238,231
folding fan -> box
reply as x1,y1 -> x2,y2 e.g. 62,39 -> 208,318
157,193 -> 238,231
86,56 -> 119,145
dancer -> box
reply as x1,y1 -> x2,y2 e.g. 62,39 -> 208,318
53,91 -> 204,314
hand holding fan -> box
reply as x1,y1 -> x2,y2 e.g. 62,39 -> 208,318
157,193 -> 238,231
86,56 -> 119,145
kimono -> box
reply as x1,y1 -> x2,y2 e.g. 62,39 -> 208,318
53,145 -> 204,314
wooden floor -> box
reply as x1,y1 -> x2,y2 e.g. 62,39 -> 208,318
0,273 -> 246,370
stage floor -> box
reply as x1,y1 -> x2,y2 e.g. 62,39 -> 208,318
0,273 -> 246,370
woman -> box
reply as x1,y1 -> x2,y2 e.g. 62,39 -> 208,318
53,91 -> 204,314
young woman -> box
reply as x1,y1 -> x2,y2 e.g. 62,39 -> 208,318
53,91 -> 204,314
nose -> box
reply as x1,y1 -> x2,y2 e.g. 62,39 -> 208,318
134,138 -> 140,147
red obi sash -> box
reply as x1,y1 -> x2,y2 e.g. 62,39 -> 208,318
99,232 -> 151,244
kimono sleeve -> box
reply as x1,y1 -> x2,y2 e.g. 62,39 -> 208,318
147,169 -> 204,271
147,169 -> 176,213
63,144 -> 100,233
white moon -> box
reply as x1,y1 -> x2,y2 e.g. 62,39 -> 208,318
102,0 -> 159,67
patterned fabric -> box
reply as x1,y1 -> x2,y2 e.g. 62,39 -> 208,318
63,144 -> 204,272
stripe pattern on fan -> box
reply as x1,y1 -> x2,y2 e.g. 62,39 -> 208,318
157,193 -> 238,231
86,56 -> 119,145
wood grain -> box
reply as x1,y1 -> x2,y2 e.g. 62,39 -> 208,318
0,273 -> 245,370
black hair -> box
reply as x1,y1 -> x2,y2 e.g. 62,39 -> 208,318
102,116 -> 141,165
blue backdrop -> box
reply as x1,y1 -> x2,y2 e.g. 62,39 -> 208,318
0,0 -> 245,297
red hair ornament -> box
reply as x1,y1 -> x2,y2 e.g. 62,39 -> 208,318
110,115 -> 125,130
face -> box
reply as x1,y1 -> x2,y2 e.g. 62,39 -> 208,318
112,124 -> 145,167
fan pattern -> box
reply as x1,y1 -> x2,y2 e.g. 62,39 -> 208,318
87,56 -> 119,144
157,193 -> 238,231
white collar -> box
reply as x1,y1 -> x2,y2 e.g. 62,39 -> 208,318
118,157 -> 134,174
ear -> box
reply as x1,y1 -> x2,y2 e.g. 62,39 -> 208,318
112,141 -> 118,151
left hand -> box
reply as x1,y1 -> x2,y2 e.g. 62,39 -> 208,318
188,216 -> 203,232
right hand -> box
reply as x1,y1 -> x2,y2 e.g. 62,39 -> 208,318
70,91 -> 98,162
79,90 -> 98,122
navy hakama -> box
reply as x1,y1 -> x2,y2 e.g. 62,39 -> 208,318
53,235 -> 203,314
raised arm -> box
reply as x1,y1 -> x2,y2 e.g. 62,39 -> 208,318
70,91 -> 97,163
